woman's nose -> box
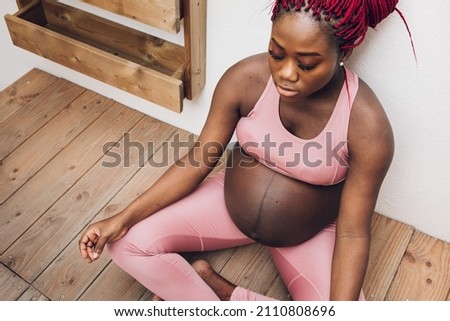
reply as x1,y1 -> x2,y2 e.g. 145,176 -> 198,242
279,60 -> 299,82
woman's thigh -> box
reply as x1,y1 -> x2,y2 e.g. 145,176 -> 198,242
112,171 -> 253,255
269,224 -> 336,301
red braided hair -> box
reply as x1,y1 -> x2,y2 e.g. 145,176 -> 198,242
271,0 -> 416,58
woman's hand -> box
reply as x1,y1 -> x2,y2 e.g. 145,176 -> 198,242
79,215 -> 128,263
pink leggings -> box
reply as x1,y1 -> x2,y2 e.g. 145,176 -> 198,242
108,171 -> 364,301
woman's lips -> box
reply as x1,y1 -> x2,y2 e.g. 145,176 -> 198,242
276,84 -> 299,97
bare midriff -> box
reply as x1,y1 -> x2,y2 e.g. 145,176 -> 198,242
224,144 -> 344,247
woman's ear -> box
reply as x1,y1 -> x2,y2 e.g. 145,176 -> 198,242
340,48 -> 353,64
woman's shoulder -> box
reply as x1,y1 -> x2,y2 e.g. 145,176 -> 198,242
220,54 -> 270,90
349,74 -> 394,152
220,53 -> 271,114
351,77 -> 389,124
227,53 -> 271,77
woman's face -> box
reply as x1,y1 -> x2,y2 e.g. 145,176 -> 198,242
269,12 -> 343,101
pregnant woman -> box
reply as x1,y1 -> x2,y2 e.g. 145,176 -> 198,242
79,0 -> 409,300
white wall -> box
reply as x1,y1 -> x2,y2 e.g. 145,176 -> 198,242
1,1 -> 449,242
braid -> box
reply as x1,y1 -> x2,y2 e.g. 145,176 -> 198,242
271,0 -> 415,57
366,0 -> 397,28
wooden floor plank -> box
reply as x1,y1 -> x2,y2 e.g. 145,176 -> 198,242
0,102 -> 143,255
32,127 -> 182,300
139,290 -> 156,301
220,243 -> 283,299
265,275 -> 291,300
363,213 -> 415,300
0,263 -> 29,300
0,90 -> 111,203
88,128 -> 194,221
4,113 -> 168,283
0,78 -> 85,160
386,231 -> 450,300
0,69 -> 58,122
17,286 -> 49,301
33,234 -> 114,301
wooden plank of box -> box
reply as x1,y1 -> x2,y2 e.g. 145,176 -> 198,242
81,0 -> 182,33
5,0 -> 185,112
183,0 -> 206,100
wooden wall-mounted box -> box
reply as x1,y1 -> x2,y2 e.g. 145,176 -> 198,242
80,0 -> 182,33
5,0 -> 206,113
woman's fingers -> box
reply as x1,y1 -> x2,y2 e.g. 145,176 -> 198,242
79,229 -> 100,262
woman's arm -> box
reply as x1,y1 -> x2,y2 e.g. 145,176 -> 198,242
79,56 -> 265,262
330,82 -> 395,300
116,66 -> 245,228
117,54 -> 270,227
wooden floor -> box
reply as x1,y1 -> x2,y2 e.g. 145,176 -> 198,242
1,69 -> 449,301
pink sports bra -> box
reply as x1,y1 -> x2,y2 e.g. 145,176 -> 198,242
235,68 -> 359,186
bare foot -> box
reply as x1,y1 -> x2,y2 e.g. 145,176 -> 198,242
192,260 -> 236,301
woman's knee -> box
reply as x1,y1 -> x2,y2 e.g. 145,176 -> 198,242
107,236 -> 133,266
107,228 -> 168,265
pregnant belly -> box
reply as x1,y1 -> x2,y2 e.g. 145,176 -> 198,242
224,144 -> 344,247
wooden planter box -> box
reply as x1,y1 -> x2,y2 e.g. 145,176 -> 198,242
5,0 -> 206,113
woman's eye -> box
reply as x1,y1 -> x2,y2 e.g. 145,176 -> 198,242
269,50 -> 317,71
269,50 -> 284,60
298,63 -> 316,71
